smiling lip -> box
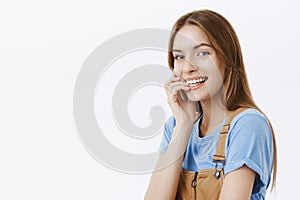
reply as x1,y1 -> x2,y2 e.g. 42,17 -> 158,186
189,82 -> 206,90
184,75 -> 208,90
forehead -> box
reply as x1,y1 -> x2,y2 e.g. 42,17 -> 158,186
173,25 -> 210,50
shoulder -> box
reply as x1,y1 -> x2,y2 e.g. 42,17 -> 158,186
232,108 -> 268,123
228,108 -> 272,141
224,108 -> 274,189
231,108 -> 270,131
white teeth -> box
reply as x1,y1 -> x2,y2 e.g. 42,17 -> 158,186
186,77 -> 207,85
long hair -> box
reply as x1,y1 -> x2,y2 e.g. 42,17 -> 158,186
167,9 -> 277,189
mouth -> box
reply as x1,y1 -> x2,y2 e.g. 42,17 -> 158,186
185,76 -> 208,87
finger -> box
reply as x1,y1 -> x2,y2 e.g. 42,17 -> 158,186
166,82 -> 189,93
172,70 -> 180,77
164,78 -> 182,93
169,73 -> 180,82
164,70 -> 182,89
167,85 -> 190,97
172,94 -> 179,102
165,74 -> 180,86
170,76 -> 180,82
169,81 -> 189,88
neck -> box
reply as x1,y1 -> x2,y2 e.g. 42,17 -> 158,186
199,93 -> 230,137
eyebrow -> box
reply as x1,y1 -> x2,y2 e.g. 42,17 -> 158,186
172,43 -> 212,52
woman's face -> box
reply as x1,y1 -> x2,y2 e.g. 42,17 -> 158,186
172,24 -> 225,103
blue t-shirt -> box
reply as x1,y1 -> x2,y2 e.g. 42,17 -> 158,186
159,108 -> 274,200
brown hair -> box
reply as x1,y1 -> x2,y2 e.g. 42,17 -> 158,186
168,9 -> 277,189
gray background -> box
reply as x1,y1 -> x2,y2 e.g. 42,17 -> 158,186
1,0 -> 299,199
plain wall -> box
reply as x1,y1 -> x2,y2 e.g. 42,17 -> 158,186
0,0 -> 299,199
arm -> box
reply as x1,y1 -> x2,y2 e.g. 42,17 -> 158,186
219,165 -> 255,200
144,122 -> 193,200
220,111 -> 274,199
145,71 -> 196,199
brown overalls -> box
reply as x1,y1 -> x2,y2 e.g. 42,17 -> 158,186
176,108 -> 247,200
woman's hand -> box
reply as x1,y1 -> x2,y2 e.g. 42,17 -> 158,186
145,71 -> 198,200
164,71 -> 197,124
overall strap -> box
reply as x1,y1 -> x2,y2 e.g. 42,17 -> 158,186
212,107 -> 248,163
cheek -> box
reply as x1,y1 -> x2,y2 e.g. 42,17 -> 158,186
215,57 -> 226,78
210,68 -> 224,86
205,64 -> 225,90
205,58 -> 225,81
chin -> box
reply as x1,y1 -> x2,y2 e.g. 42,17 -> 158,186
187,94 -> 204,102
186,90 -> 208,101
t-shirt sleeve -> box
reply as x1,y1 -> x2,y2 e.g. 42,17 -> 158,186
224,111 -> 274,189
159,115 -> 176,153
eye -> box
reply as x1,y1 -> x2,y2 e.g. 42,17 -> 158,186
174,54 -> 185,60
197,50 -> 210,57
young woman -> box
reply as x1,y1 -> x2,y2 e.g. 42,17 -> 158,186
145,10 -> 276,200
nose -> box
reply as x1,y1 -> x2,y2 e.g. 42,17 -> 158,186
174,59 -> 198,76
